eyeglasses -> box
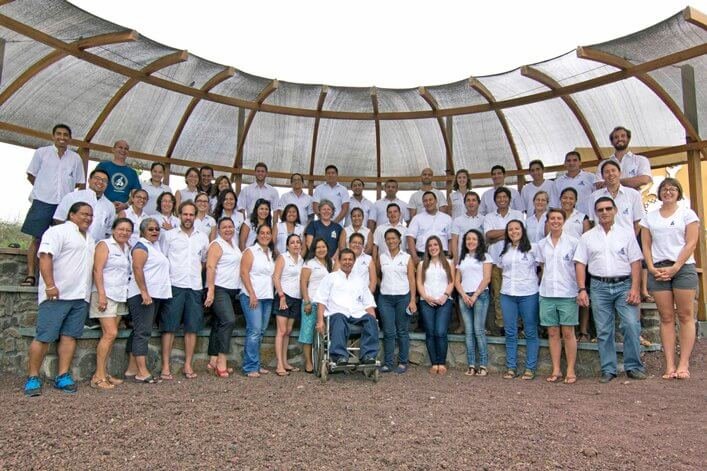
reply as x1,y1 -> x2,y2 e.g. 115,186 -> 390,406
92,176 -> 108,183
146,227 -> 160,232
133,195 -> 147,201
660,187 -> 678,193
595,207 -> 614,213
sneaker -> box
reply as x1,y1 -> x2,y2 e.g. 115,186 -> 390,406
361,356 -> 377,365
54,373 -> 77,394
626,370 -> 647,380
380,365 -> 392,373
599,373 -> 616,384
335,357 -> 348,367
395,364 -> 408,374
24,376 -> 42,397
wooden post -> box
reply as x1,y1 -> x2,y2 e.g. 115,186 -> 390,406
682,65 -> 706,321
446,116 -> 453,198
233,108 -> 246,193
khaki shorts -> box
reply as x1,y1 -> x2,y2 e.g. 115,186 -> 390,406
89,292 -> 128,319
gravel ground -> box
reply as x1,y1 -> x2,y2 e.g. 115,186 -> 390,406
0,343 -> 704,470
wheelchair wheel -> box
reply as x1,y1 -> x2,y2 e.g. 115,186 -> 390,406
319,360 -> 328,383
372,367 -> 380,383
313,332 -> 325,377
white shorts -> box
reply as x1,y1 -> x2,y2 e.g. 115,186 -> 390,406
89,292 -> 128,319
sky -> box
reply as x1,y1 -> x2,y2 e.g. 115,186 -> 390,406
0,0 -> 702,221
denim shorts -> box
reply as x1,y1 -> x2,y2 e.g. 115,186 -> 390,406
539,296 -> 578,326
275,294 -> 302,320
21,200 -> 58,239
161,287 -> 203,333
35,299 -> 88,342
647,263 -> 698,292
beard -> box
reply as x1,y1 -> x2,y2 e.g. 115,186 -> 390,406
613,141 -> 628,151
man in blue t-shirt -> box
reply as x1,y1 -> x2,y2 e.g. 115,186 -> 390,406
96,140 -> 141,212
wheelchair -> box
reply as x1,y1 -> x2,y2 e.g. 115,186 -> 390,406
312,315 -> 381,383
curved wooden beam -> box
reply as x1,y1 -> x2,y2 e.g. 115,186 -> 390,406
163,67 -> 235,159
684,6 -> 707,31
307,86 -> 329,193
231,79 -> 279,176
84,50 -> 188,143
0,30 -> 138,107
468,78 -> 524,174
419,87 -> 455,176
577,46 -> 701,143
1,12 -> 704,121
521,65 -> 603,161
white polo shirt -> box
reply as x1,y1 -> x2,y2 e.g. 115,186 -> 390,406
128,237 -> 171,299
124,206 -> 149,248
237,182 -> 280,218
351,252 -> 373,289
379,251 -> 412,296
26,145 -> 85,204
639,206 -> 699,264
313,182 -> 349,218
408,188 -> 447,215
589,185 -> 645,230
574,224 -> 643,277
449,190 -> 467,219
92,237 -> 130,302
194,214 -> 216,238
302,258 -> 330,299
520,180 -> 554,214
552,170 -> 595,216
497,245 -> 539,296
211,237 -> 242,290
244,244 -> 275,299
277,190 -> 313,223
406,210 -> 453,253
344,225 -> 371,249
277,251 -> 303,298
451,213 -> 484,257
374,197 -> 410,224
596,152 -> 652,183
535,233 -> 579,298
141,180 -> 172,215
275,221 -> 304,257
176,188 -> 198,204
479,186 -> 523,215
457,253 -> 493,293
53,189 -> 115,242
373,222 -> 407,257
162,227 -> 209,290
484,209 -> 525,263
526,212 -> 547,244
314,269 -> 376,319
562,210 -> 588,240
37,221 -> 95,303
346,196 -> 376,227
420,260 -> 452,298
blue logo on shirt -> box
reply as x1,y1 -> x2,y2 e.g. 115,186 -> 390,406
112,173 -> 128,191
563,253 -> 571,261
670,220 -> 675,226
618,247 -> 626,256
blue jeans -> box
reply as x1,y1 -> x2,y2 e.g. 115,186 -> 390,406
419,299 -> 452,365
377,293 -> 411,367
239,293 -> 273,373
500,293 -> 539,371
589,278 -> 645,376
329,313 -> 379,360
459,290 -> 490,367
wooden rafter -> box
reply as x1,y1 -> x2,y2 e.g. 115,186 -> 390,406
1,12 -> 704,121
577,46 -> 701,144
84,50 -> 188,143
521,65 -> 604,161
684,6 -> 707,31
371,87 -> 382,199
419,86 -> 455,176
0,30 -> 138,107
307,86 -> 329,192
468,78 -> 524,174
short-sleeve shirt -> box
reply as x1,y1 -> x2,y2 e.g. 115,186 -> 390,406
53,189 -> 115,242
373,222 -> 407,257
313,270 -> 376,319
141,180 -> 172,216
484,209 -> 525,263
302,258 -> 330,298
406,210 -> 453,253
451,213 -> 484,257
161,227 -> 209,290
457,253 -> 492,293
520,180 -> 554,214
639,206 -> 699,264
551,171 -> 595,216
237,182 -> 280,218
479,186 -> 523,215
535,233 -> 579,298
589,186 -> 645,230
346,196 -> 376,227
562,210 -> 588,240
525,212 -> 547,244
408,189 -> 447,215
26,145 -> 85,204
313,183 -> 349,218
596,152 -> 652,183
95,161 -> 141,204
277,190 -> 313,223
305,220 -> 343,258
497,245 -> 539,296
574,225 -> 643,277
374,197 -> 410,224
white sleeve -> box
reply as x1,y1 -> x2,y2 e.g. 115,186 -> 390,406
636,156 -> 652,177
53,194 -> 71,221
312,273 -> 332,306
26,150 -> 42,176
626,234 -> 643,263
631,191 -> 645,221
312,186 -> 321,204
73,155 -> 86,185
573,237 -> 588,265
38,227 -> 61,256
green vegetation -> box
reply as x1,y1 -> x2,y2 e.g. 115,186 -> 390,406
0,220 -> 31,249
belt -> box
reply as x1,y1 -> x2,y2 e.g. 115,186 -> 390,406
654,260 -> 675,268
593,275 -> 630,284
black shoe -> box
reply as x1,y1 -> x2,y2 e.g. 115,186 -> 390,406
599,373 -> 616,384
335,357 -> 348,367
626,370 -> 647,380
361,356 -> 377,365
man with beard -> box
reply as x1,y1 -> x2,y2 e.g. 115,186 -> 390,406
594,126 -> 652,190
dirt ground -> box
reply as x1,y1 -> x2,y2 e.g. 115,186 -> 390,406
0,342 -> 704,470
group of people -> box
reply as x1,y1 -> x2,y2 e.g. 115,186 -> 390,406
20,123 -> 698,396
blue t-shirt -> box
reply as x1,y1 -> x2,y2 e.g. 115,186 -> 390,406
96,161 -> 141,203
305,220 -> 343,258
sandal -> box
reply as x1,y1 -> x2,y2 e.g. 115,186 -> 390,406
208,363 -> 234,375
106,375 -> 124,386
639,336 -> 652,347
465,367 -> 476,376
476,367 -> 488,377
183,371 -> 198,379
275,370 -> 289,377
20,275 -> 36,287
563,376 -> 577,384
642,294 -> 655,303
577,332 -> 590,343
503,369 -> 516,379
546,374 -> 561,383
284,366 -> 300,372
133,375 -> 157,384
521,369 -> 536,381
159,373 -> 174,381
90,378 -> 115,391
246,371 -> 261,378
676,370 -> 690,380
662,371 -> 677,380
259,368 -> 270,375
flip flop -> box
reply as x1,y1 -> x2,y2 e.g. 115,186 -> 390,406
159,373 -> 174,381
284,366 -> 300,372
662,371 -> 677,380
246,371 -> 261,378
133,375 -> 157,384
275,370 -> 289,377
20,275 -> 36,287
676,370 -> 690,379
183,371 -> 198,379
546,374 -> 561,383
563,376 -> 577,384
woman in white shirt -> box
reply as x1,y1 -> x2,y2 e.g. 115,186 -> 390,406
448,169 -> 471,219
498,220 -> 540,380
204,217 -> 242,378
298,238 -> 335,373
239,224 -> 276,378
240,199 -> 273,250
454,228 -> 492,377
141,162 -> 172,215
274,204 -> 304,257
344,207 -> 373,255
194,192 -> 217,241
348,232 -> 377,294
175,167 -> 200,207
378,228 -> 417,374
209,176 -> 233,213
525,190 -> 548,243
640,178 -> 699,380
416,235 -> 455,375
273,234 -> 304,376
155,191 -> 179,231
124,218 -> 172,384
536,208 -> 579,384
89,217 -> 133,390
117,188 -> 149,247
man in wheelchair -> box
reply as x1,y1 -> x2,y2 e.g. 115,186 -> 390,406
314,248 -> 379,366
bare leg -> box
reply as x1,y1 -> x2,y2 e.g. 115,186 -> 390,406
183,332 -> 196,374
282,318 -> 295,369
217,353 -> 228,371
275,316 -> 288,373
125,354 -> 138,376
547,326 -> 562,379
161,332 -> 174,375
674,289 -> 696,375
56,336 -> 77,376
302,344 -> 313,372
26,238 -> 39,278
653,290 -> 677,376
27,340 -> 49,376
578,306 -> 590,340
134,355 -> 150,377
561,325 -> 577,379
94,317 -> 119,380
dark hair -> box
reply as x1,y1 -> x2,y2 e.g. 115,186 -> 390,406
350,178 -> 364,188
350,207 -> 364,222
529,159 -> 544,170
285,233 -> 302,250
422,190 -> 438,201
453,169 -> 470,192
491,165 -> 506,175
384,228 -> 401,240
459,229 -> 487,262
214,189 -> 237,221
464,191 -> 480,204
384,178 -> 398,186
131,188 -> 148,204
610,126 -> 631,142
253,224 -> 275,252
280,203 -> 302,224
254,162 -> 268,172
386,203 -> 400,213
217,217 -> 234,229
421,236 -> 452,285
565,151 -> 581,161
199,166 -> 214,175
546,207 -> 566,221
184,167 -> 200,181
560,187 -> 578,200
90,168 -> 109,180
291,173 -> 304,183
178,201 -> 197,215
156,191 -> 176,216
600,159 -> 621,176
657,177 -> 684,201
304,237 -> 333,272
338,247 -> 356,260
211,176 -> 232,198
250,198 -> 272,230
68,201 -> 91,216
500,219 -> 531,256
112,217 -> 134,231
493,186 -> 511,202
150,162 -> 166,171
594,196 -> 617,210
325,164 -> 339,174
348,232 -> 365,244
52,124 -> 72,137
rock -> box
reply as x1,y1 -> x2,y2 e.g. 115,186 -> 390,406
581,448 -> 598,458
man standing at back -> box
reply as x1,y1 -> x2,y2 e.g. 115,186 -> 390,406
313,165 -> 349,224
96,140 -> 141,212
408,168 -> 447,218
595,126 -> 652,190
237,162 -> 280,218
552,151 -> 595,216
21,124 -> 85,287
374,179 -> 410,225
53,168 -> 115,242
346,178 -> 376,230
275,173 -> 313,223
198,166 -> 214,195
479,165 -> 523,215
